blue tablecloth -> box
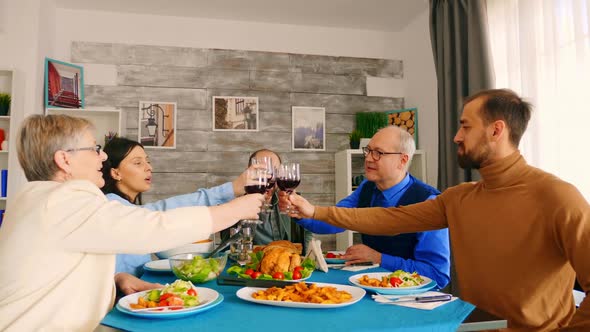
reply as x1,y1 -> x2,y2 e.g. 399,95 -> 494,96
101,267 -> 474,332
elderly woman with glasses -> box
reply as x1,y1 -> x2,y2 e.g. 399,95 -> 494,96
0,114 -> 263,331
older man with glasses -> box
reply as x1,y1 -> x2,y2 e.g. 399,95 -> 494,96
296,125 -> 451,288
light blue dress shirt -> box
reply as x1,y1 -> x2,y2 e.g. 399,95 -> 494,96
109,182 -> 235,276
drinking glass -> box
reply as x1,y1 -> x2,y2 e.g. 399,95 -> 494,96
250,156 -> 274,212
276,163 -> 301,214
243,167 -> 267,224
234,168 -> 267,264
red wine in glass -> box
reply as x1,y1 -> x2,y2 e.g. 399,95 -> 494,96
244,184 -> 267,194
266,177 -> 276,190
276,178 -> 300,192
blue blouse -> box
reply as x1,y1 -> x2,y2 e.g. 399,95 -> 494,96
109,182 -> 235,276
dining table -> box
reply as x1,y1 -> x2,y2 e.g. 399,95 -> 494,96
98,266 -> 506,332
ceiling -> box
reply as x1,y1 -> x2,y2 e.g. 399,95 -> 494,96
55,0 -> 428,32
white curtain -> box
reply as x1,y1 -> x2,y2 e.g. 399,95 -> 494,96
487,0 -> 590,201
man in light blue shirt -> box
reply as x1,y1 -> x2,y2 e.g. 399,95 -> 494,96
296,126 -> 451,288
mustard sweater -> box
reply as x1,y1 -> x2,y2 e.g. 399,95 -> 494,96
316,151 -> 590,331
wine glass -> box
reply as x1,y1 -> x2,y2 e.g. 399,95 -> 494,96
237,168 -> 267,264
250,156 -> 274,212
276,163 -> 301,214
243,167 -> 267,225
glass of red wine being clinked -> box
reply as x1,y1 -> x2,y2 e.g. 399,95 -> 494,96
232,167 -> 268,263
250,156 -> 275,213
276,162 -> 301,214
243,167 -> 268,222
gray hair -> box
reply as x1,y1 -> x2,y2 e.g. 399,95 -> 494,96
379,125 -> 416,171
17,114 -> 93,181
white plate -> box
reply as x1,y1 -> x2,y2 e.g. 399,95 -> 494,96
324,251 -> 346,264
116,287 -> 221,318
348,272 -> 436,295
236,282 -> 366,308
143,259 -> 171,272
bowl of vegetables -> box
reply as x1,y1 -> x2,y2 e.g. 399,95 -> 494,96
169,252 -> 228,283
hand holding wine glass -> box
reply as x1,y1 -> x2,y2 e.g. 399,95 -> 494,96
276,163 -> 300,214
285,193 -> 315,219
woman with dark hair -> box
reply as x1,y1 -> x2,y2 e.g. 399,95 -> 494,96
101,137 -> 253,294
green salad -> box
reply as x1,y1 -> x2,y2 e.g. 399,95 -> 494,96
227,251 -> 315,280
387,270 -> 425,287
172,256 -> 221,283
143,280 -> 200,307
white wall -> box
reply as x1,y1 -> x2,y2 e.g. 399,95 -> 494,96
0,0 -> 57,197
53,8 -> 438,186
401,9 -> 438,186
54,9 -> 403,61
2,5 -> 439,196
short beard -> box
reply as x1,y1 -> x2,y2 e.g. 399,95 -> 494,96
457,144 -> 491,169
458,153 -> 482,169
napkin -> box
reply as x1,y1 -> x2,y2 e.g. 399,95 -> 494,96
372,291 -> 458,310
339,263 -> 379,272
305,238 -> 328,272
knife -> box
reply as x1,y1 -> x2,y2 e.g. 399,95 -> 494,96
217,275 -> 313,288
373,294 -> 452,303
328,262 -> 375,268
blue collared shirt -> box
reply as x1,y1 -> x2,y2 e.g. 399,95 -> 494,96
296,174 -> 451,288
109,182 -> 235,276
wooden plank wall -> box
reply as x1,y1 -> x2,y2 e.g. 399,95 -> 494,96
72,42 -> 404,248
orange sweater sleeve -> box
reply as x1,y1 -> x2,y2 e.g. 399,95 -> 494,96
313,195 -> 448,235
551,183 -> 590,329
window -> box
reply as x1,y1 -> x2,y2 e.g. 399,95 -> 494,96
487,0 -> 590,200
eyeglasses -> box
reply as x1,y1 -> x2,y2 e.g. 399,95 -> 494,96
362,147 -> 402,161
66,144 -> 102,155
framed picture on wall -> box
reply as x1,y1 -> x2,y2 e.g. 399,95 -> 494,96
138,101 -> 177,149
292,106 -> 326,151
212,96 -> 259,131
386,108 -> 418,147
44,57 -> 85,109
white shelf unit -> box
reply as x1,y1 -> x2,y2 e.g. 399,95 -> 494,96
0,70 -> 14,211
333,149 -> 427,251
45,108 -> 123,147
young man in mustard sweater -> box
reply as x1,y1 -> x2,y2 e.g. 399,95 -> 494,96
288,89 -> 590,331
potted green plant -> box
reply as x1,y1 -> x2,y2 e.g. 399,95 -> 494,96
0,93 -> 11,116
355,112 -> 388,139
349,130 -> 362,149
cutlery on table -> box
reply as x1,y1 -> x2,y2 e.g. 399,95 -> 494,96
328,262 -> 374,269
372,294 -> 452,303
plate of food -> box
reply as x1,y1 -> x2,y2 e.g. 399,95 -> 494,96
143,259 -> 172,273
116,280 -> 223,318
227,240 -> 315,282
348,271 -> 436,295
324,251 -> 346,264
236,282 -> 366,309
